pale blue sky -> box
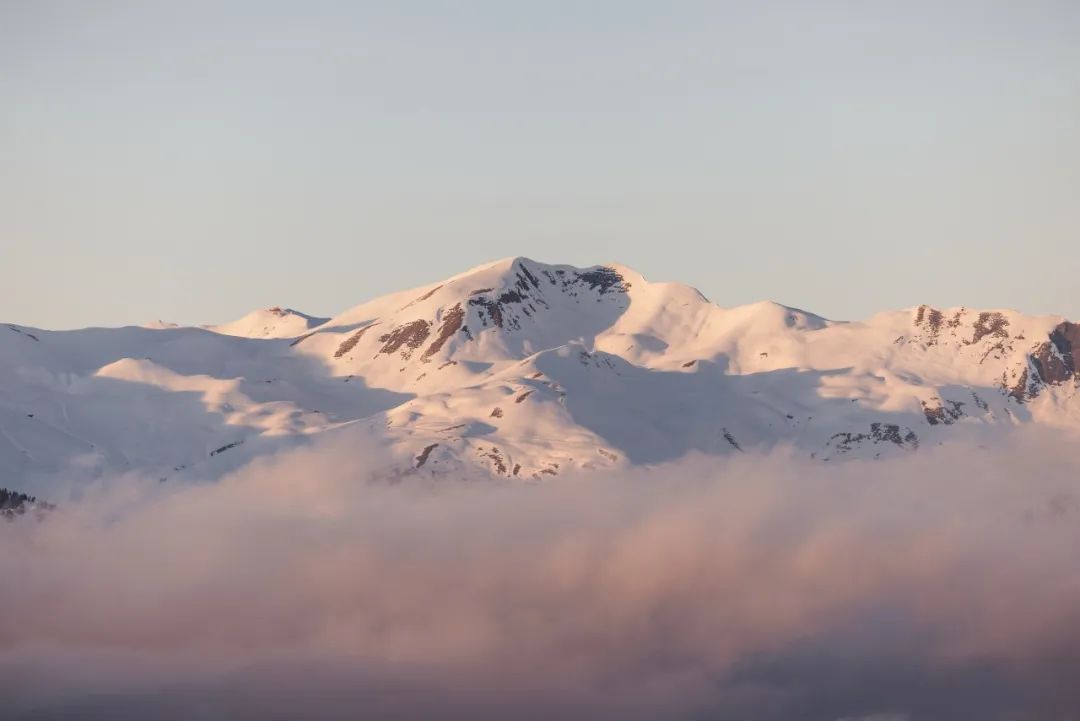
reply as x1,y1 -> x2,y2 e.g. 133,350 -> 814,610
3,1 -> 1078,328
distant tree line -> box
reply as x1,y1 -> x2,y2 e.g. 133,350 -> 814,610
0,487 -> 54,520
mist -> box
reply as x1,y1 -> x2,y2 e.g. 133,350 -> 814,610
2,431 -> 1079,720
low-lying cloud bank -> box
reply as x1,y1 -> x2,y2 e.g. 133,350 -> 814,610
2,431 -> 1080,720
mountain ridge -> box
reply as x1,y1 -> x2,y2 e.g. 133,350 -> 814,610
2,258 -> 1078,496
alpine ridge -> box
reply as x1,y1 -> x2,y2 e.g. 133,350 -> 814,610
3,257 -> 1079,496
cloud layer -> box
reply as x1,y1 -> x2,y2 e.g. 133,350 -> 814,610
2,431 -> 1080,720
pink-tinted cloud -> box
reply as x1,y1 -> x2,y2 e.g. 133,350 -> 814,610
1,430 -> 1079,720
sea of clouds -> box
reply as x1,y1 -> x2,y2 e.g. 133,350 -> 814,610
2,430 -> 1079,720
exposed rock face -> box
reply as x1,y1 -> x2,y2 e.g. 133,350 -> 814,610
827,423 -> 919,456
910,306 -> 1016,354
462,262 -> 629,334
913,305 -> 945,345
468,295 -> 508,329
411,285 -> 443,304
6,325 -> 39,342
319,259 -> 633,375
210,440 -> 243,457
1008,366 -> 1035,403
1009,322 -> 1080,402
722,428 -> 742,451
971,311 -> 1010,344
480,446 -> 508,475
334,324 -> 376,358
907,307 -> 1079,404
378,320 -> 432,359
422,304 -> 464,361
415,443 -> 438,468
922,398 -> 965,426
577,267 -> 629,294
1036,322 -> 1080,384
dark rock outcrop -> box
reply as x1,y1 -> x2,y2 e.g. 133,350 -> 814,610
5,325 -> 39,342
922,398 -> 965,426
422,304 -> 464,361
1034,322 -> 1080,385
378,320 -> 432,359
415,443 -> 438,468
913,305 -> 945,345
1008,322 -> 1080,402
334,324 -> 376,358
828,423 -> 919,455
970,312 -> 1010,345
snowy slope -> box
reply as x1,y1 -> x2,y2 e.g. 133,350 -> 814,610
3,258 -> 1079,496
207,307 -> 329,339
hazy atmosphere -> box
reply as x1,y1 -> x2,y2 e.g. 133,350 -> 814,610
3,4 -> 1080,721
3,1 -> 1079,328
4,432 -> 1080,720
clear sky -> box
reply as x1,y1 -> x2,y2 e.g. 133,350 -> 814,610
3,1 -> 1078,329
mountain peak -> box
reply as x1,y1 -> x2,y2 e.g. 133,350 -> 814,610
7,257 -> 1080,490
297,258 -> 638,380
208,307 -> 328,339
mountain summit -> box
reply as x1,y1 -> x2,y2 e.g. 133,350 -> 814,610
208,306 -> 329,339
2,258 -> 1078,494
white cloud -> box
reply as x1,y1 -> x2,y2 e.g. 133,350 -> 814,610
1,429 -> 1078,720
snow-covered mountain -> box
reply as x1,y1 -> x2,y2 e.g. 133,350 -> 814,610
3,257 -> 1078,496
206,306 -> 329,339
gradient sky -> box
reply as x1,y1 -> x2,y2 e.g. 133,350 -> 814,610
3,0 -> 1078,329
